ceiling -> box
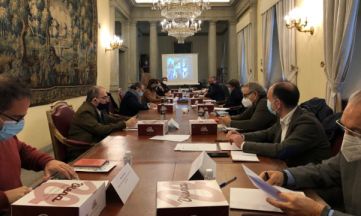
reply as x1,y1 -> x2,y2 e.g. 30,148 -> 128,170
134,0 -> 231,2
130,0 -> 237,6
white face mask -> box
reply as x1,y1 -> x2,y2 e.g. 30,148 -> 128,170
242,98 -> 253,108
341,133 -> 361,162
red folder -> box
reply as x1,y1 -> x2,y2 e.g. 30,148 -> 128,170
73,159 -> 108,167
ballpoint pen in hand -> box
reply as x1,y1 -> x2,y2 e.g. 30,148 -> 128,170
219,176 -> 237,188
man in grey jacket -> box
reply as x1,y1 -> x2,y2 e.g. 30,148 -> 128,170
261,89 -> 361,216
228,81 -> 331,166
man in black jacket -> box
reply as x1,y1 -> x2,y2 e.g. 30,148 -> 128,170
224,79 -> 243,108
119,82 -> 154,117
205,76 -> 226,102
219,82 -> 276,132
227,81 -> 331,166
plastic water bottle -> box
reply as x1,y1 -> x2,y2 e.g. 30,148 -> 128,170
198,106 -> 204,117
204,107 -> 209,119
123,151 -> 133,165
204,168 -> 214,180
160,104 -> 166,120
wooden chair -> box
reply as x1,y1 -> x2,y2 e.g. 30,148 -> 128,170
46,101 -> 92,162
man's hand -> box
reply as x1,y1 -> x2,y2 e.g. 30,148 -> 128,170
259,171 -> 284,186
4,186 -> 32,203
126,117 -> 138,128
267,192 -> 326,216
44,160 -> 78,180
148,103 -> 157,109
219,116 -> 231,126
226,131 -> 244,148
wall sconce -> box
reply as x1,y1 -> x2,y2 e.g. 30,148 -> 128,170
105,35 -> 124,52
284,8 -> 314,35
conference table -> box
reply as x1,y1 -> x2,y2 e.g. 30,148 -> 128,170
76,103 -> 324,216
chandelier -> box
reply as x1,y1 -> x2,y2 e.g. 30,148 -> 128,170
152,0 -> 211,43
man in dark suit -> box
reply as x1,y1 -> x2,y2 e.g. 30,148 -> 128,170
219,82 -> 277,132
261,90 -> 361,216
223,79 -> 243,108
205,76 -> 226,102
228,81 -> 331,167
68,86 -> 137,144
119,82 -> 155,117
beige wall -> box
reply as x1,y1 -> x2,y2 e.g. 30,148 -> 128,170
255,0 -> 327,102
17,0 -> 114,150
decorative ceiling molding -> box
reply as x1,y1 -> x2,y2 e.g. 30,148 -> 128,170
234,0 -> 251,20
111,0 -> 133,19
129,0 -> 237,7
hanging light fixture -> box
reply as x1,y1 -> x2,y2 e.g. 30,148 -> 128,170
152,0 -> 210,43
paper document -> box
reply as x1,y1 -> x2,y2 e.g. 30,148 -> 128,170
74,161 -> 117,172
214,107 -> 230,111
175,143 -> 218,151
150,135 -> 190,142
231,151 -> 259,162
224,127 -> 240,131
219,142 -> 241,151
242,164 -> 282,200
230,187 -> 305,212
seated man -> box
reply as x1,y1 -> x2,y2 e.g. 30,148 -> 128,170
205,76 -> 226,102
119,82 -> 155,117
261,90 -> 361,216
219,82 -> 277,132
156,77 -> 170,97
143,79 -> 161,103
68,86 -> 137,144
228,81 -> 331,167
223,79 -> 243,108
0,75 -> 77,213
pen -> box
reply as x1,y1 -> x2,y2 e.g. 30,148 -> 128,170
219,176 -> 237,188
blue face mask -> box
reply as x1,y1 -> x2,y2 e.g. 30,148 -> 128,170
0,120 -> 25,141
138,91 -> 144,97
267,100 -> 277,115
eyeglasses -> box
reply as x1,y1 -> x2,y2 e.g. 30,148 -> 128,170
0,112 -> 25,123
336,119 -> 361,137
243,91 -> 254,97
98,96 -> 110,100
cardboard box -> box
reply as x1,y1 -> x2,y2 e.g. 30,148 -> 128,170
138,120 -> 168,136
189,119 -> 217,135
157,180 -> 229,216
190,98 -> 204,105
157,103 -> 174,113
197,104 -> 215,112
12,180 -> 107,216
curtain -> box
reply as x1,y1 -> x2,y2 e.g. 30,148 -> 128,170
262,7 -> 276,88
276,0 -> 297,84
238,24 -> 253,84
324,0 -> 360,111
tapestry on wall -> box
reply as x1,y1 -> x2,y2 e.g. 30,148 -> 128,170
0,0 -> 97,106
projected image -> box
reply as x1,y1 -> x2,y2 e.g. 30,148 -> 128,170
167,57 -> 190,80
162,54 -> 198,85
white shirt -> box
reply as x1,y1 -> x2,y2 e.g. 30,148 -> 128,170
279,107 -> 297,142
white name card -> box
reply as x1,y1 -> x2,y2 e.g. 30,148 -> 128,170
110,163 -> 139,203
188,151 -> 216,180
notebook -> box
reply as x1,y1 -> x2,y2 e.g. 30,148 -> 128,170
73,159 -> 108,167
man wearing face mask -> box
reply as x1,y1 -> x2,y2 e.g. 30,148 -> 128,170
0,75 -> 78,213
223,79 -> 243,108
144,79 -> 162,103
205,76 -> 226,102
259,90 -> 361,216
219,82 -> 277,132
227,81 -> 331,166
119,82 -> 156,116
68,86 -> 137,145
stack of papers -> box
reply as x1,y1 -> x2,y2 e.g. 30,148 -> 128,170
174,143 -> 218,151
231,151 -> 259,162
219,142 -> 241,151
214,107 -> 230,111
150,135 -> 190,142
74,161 -> 117,172
230,164 -> 304,212
230,187 -> 304,213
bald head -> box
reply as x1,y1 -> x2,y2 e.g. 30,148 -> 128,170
341,90 -> 361,136
269,81 -> 300,109
86,86 -> 107,103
